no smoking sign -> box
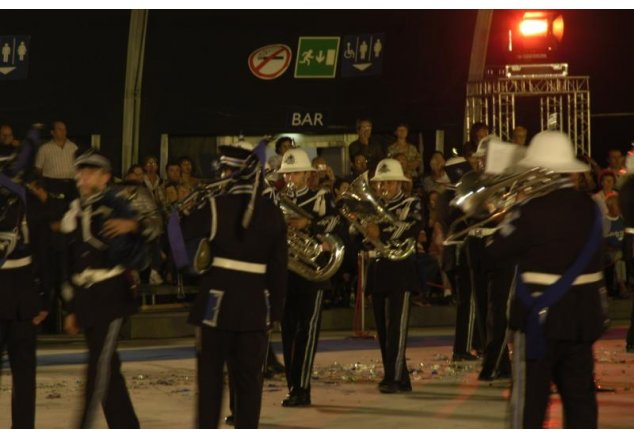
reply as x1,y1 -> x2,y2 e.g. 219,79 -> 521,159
248,44 -> 292,80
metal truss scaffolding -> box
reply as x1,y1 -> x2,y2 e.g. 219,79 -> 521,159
465,76 -> 591,156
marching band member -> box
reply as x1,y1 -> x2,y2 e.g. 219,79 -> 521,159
176,140 -> 287,428
485,131 -> 608,428
277,148 -> 337,407
365,158 -> 423,393
0,128 -> 50,428
61,151 -> 144,428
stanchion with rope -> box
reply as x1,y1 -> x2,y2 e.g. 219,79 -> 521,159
350,251 -> 374,339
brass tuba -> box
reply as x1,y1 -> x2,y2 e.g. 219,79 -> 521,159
444,167 -> 569,244
336,172 -> 416,261
278,192 -> 345,282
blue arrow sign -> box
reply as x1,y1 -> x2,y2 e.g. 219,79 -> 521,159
0,35 -> 31,80
340,33 -> 384,78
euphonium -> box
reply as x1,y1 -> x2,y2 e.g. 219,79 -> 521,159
336,172 -> 416,261
278,190 -> 345,282
444,167 -> 569,244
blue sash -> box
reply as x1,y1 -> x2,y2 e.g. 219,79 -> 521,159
516,205 -> 603,360
0,173 -> 26,204
167,208 -> 190,269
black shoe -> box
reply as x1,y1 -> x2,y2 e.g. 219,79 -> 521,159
282,390 -> 311,407
495,371 -> 512,380
398,381 -> 413,392
452,352 -> 479,362
378,381 -> 399,394
224,415 -> 235,426
478,369 -> 494,381
627,344 -> 634,354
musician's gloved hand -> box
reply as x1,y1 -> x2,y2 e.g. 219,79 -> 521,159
102,218 -> 139,238
365,223 -> 380,240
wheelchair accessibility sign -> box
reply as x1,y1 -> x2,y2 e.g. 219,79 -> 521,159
0,35 -> 30,80
340,33 -> 384,78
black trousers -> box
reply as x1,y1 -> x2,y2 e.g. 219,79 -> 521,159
281,283 -> 323,394
465,237 -> 488,352
197,326 -> 267,429
371,289 -> 411,384
510,333 -> 597,429
481,265 -> 514,376
0,319 -> 37,428
449,267 -> 475,355
80,318 -> 139,428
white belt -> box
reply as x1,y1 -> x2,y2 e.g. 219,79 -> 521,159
212,257 -> 267,274
521,271 -> 603,286
0,256 -> 32,270
625,228 -> 634,235
468,227 -> 497,237
72,265 -> 125,288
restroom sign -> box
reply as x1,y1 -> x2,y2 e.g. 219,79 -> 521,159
248,44 -> 292,80
0,35 -> 30,80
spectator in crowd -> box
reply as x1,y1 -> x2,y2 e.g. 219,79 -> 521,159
511,125 -> 528,146
593,170 -> 618,217
0,123 -> 20,147
35,120 -> 78,182
348,118 -> 385,173
462,122 -> 489,157
387,123 -> 422,177
121,163 -> 165,286
310,156 -> 336,192
143,155 -> 163,204
333,177 -> 351,200
125,164 -> 145,183
422,151 -> 449,194
163,161 -> 191,206
605,147 -> 628,189
34,120 -> 79,333
603,193 -> 628,299
178,156 -> 199,191
350,152 -> 369,179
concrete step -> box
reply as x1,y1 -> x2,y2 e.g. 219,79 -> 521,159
123,297 -> 633,339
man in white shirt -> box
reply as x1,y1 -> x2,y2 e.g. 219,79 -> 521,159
35,121 -> 78,180
34,120 -> 80,334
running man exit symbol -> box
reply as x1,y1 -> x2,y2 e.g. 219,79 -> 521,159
295,37 -> 340,78
341,33 -> 384,78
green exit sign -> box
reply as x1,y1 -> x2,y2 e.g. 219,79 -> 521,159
294,36 -> 340,79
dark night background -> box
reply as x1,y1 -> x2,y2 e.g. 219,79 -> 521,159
1,9 -> 633,174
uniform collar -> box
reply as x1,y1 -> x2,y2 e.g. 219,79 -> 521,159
295,186 -> 309,197
386,191 -> 404,205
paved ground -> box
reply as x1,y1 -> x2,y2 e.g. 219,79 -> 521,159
2,324 -> 634,429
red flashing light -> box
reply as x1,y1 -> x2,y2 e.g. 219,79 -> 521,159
519,18 -> 549,37
508,11 -> 565,61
